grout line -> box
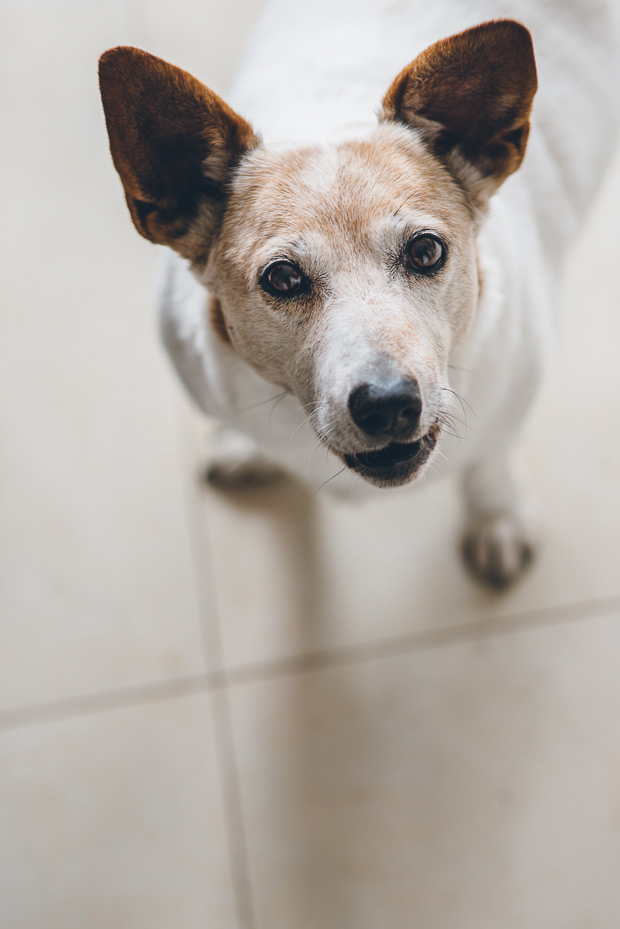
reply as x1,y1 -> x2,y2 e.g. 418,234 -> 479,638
209,594 -> 620,690
197,536 -> 258,928
129,0 -> 255,906
0,674 -> 210,733
172,406 -> 257,929
209,688 -> 257,929
3,595 -> 619,736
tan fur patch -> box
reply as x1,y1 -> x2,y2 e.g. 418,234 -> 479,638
219,122 -> 472,289
208,296 -> 232,346
204,121 -> 479,395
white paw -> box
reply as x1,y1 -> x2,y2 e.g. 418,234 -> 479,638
461,511 -> 538,589
204,428 -> 284,488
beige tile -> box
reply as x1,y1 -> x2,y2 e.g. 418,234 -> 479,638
230,607 -> 620,929
0,692 -> 238,929
0,2 -> 208,709
202,472 -> 465,670
134,0 -> 266,97
195,150 -> 620,671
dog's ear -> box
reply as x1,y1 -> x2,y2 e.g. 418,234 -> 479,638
382,20 -> 537,199
98,47 -> 259,264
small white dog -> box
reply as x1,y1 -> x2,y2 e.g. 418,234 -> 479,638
99,0 -> 618,587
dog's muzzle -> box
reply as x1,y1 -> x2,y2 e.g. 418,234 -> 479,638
341,377 -> 439,486
344,425 -> 440,486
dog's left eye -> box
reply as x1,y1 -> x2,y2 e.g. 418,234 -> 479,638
405,234 -> 446,274
260,260 -> 308,298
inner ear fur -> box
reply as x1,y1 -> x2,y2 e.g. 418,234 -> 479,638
98,46 -> 259,264
382,20 -> 537,197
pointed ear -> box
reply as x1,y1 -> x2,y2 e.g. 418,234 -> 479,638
381,20 -> 537,199
98,47 -> 259,264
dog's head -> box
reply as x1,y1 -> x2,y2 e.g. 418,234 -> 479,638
99,21 -> 536,487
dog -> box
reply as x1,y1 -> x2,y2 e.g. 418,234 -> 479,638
98,0 -> 619,588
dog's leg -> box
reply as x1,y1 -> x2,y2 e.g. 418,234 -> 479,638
204,425 -> 285,488
461,455 -> 539,589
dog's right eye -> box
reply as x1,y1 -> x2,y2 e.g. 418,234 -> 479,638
259,260 -> 308,299
405,233 -> 446,275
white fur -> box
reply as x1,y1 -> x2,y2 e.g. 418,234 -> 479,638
157,0 -> 619,579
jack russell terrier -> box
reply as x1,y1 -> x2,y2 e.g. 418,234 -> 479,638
99,0 -> 619,588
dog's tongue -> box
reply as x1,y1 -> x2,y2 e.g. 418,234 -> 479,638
356,440 -> 421,469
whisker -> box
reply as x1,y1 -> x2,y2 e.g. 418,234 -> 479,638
306,436 -> 324,470
268,390 -> 289,426
316,421 -> 340,442
441,386 -> 478,423
441,389 -> 469,427
438,409 -> 475,436
314,467 -> 347,495
393,192 -> 417,217
239,390 -> 289,413
447,364 -> 480,377
442,427 -> 471,441
295,397 -> 324,415
444,413 -> 474,432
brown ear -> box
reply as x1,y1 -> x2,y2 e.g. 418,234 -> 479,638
98,47 -> 259,264
382,21 -> 537,197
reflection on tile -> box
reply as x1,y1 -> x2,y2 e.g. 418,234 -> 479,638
0,1 -> 206,710
230,608 -> 620,929
195,151 -> 620,671
0,693 -> 237,929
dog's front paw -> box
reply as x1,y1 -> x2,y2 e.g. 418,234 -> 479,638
204,427 -> 284,488
461,511 -> 537,589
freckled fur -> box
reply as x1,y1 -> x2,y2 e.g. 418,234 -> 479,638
206,121 -> 479,436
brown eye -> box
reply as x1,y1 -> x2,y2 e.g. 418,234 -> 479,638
406,234 -> 446,274
260,260 -> 308,298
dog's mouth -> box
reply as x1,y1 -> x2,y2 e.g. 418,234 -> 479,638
343,424 -> 440,487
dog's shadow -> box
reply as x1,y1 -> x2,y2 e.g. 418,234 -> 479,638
212,475 -> 543,926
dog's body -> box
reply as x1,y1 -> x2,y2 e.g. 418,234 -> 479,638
100,0 -> 619,585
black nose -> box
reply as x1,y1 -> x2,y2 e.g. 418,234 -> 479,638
348,378 -> 422,439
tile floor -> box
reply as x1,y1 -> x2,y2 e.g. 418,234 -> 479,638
1,1 -> 620,927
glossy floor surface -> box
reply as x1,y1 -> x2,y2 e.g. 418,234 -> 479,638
2,1 -> 620,927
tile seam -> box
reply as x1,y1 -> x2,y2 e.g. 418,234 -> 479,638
2,595 -> 618,732
0,673 -> 210,733
176,413 -> 257,929
212,594 -> 620,689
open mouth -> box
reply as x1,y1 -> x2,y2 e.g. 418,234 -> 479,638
344,425 -> 440,486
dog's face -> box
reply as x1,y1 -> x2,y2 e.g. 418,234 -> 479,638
210,126 -> 478,485
99,20 -> 536,487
